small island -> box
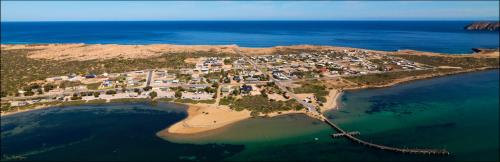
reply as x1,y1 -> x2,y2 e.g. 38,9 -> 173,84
1,44 -> 499,135
465,21 -> 500,31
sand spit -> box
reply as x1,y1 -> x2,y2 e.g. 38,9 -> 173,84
161,104 -> 252,134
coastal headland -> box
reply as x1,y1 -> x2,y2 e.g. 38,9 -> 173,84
1,44 -> 498,135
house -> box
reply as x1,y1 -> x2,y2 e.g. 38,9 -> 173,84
190,84 -> 208,90
11,101 -> 29,107
69,75 -> 83,82
85,74 -> 96,78
102,80 -> 113,87
46,76 -> 68,82
200,67 -> 209,74
240,85 -> 253,93
233,75 -> 242,81
245,77 -> 259,82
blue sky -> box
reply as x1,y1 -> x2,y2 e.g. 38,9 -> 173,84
1,1 -> 499,21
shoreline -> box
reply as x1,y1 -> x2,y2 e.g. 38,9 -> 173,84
2,68 -> 496,118
158,104 -> 309,136
1,43 -> 498,135
343,67 -> 497,91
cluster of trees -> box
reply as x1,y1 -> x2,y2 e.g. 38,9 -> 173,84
21,83 -> 43,96
143,86 -> 152,91
69,91 -> 101,100
134,88 -> 142,95
70,93 -> 82,100
227,95 -> 304,114
170,86 -> 185,98
17,83 -> 59,97
149,91 -> 157,99
106,90 -> 117,95
294,80 -> 329,104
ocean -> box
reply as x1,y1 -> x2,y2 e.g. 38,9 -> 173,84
1,21 -> 499,54
1,69 -> 498,161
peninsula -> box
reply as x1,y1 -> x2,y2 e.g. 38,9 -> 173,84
1,44 -> 498,135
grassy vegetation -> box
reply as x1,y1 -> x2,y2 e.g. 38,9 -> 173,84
0,101 -> 63,113
85,99 -> 107,104
224,95 -> 304,114
60,100 -> 88,106
1,100 -> 96,113
0,49 -> 230,96
396,55 -> 499,69
293,80 -> 329,102
344,68 -> 459,86
86,83 -> 101,90
219,97 -> 233,105
109,98 -> 150,103
155,98 -> 174,102
173,99 -> 216,104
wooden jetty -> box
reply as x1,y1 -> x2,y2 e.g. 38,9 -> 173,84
324,118 -> 450,156
332,131 -> 360,138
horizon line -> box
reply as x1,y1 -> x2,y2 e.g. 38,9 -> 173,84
2,19 -> 499,23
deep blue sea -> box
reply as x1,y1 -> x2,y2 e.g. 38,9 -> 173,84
1,21 -> 499,54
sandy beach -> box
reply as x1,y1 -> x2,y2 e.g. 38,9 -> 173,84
159,104 -> 252,135
321,89 -> 342,113
0,104 -> 56,117
159,90 -> 341,135
158,103 -> 311,136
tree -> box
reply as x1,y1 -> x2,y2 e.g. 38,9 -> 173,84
0,91 -> 7,97
232,89 -> 240,96
24,91 -> 35,96
70,93 -> 82,100
250,111 -> 260,117
175,91 -> 182,98
149,91 -> 158,99
204,87 -> 216,93
43,84 -> 56,92
260,89 -> 268,98
143,86 -> 152,91
37,88 -> 43,95
106,90 -> 116,95
93,92 -> 100,98
224,59 -> 231,65
212,82 -> 219,88
134,88 -> 141,95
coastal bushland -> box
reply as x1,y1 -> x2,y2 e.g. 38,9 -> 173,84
0,49 -> 230,96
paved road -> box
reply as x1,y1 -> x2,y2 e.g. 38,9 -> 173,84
146,70 -> 153,87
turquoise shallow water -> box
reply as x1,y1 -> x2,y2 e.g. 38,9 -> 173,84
1,70 -> 499,161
